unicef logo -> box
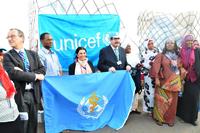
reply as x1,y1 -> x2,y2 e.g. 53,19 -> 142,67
102,33 -> 111,46
77,92 -> 108,119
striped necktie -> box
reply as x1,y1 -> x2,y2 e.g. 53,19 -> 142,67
114,48 -> 119,61
18,50 -> 30,72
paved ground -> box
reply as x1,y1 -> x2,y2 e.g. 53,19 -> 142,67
38,93 -> 200,133
38,113 -> 200,133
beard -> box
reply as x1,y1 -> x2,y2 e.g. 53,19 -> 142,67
44,45 -> 51,50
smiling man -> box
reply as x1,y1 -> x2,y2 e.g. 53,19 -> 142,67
3,28 -> 46,133
38,32 -> 62,76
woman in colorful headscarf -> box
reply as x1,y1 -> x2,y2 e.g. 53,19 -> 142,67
177,34 -> 200,126
150,39 -> 182,126
141,39 -> 159,116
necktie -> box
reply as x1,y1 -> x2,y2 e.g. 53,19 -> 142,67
19,50 -> 30,72
114,48 -> 119,61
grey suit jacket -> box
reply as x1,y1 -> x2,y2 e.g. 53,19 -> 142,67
3,49 -> 46,111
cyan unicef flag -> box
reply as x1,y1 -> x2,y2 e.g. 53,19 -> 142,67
42,71 -> 135,133
38,14 -> 120,71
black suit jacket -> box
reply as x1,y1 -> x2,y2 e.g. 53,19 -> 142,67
97,45 -> 129,72
68,60 -> 95,75
3,49 -> 46,111
195,48 -> 200,80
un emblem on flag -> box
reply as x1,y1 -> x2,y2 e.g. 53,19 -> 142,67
102,33 -> 111,46
77,92 -> 108,119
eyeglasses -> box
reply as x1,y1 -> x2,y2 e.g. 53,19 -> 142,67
6,35 -> 17,39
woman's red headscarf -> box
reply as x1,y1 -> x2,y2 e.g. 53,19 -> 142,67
0,65 -> 16,98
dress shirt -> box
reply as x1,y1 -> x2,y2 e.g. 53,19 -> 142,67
111,45 -> 119,60
14,49 -> 33,90
38,47 -> 62,76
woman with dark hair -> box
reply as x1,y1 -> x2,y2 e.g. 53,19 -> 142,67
68,47 -> 95,75
193,39 -> 200,48
177,34 -> 200,126
150,39 -> 183,127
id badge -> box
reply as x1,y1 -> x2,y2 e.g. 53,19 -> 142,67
19,112 -> 29,121
117,60 -> 122,65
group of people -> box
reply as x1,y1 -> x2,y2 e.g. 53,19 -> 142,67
0,28 -> 200,133
128,36 -> 200,127
0,29 -> 131,133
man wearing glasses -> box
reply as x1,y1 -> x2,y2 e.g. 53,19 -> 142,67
3,28 -> 46,133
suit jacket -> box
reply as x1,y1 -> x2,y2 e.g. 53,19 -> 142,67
68,60 -> 95,75
3,49 -> 46,111
97,45 -> 129,72
194,48 -> 200,80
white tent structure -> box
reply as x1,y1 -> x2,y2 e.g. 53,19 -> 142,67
1,0 -> 200,54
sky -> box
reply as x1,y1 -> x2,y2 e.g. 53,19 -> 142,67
0,0 -> 199,50
0,0 -> 29,50
116,0 -> 200,41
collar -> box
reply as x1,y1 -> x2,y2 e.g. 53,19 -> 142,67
14,48 -> 25,53
111,45 -> 119,51
41,47 -> 54,54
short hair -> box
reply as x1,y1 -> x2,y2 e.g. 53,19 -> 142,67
9,28 -> 24,40
40,32 -> 50,41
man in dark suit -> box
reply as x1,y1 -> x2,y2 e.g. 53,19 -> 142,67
3,28 -> 46,133
97,33 -> 131,72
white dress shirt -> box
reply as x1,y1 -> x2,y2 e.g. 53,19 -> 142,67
38,47 -> 62,76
